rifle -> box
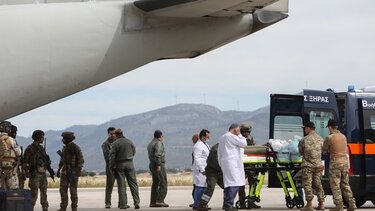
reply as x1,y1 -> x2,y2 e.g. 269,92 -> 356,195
43,138 -> 55,182
18,146 -> 26,186
56,149 -> 76,181
56,150 -> 62,177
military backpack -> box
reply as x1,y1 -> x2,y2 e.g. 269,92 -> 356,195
0,134 -> 17,169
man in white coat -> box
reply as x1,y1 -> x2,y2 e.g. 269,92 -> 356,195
218,124 -> 247,211
193,129 -> 211,210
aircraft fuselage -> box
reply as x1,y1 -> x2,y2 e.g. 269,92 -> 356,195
0,1 -> 286,120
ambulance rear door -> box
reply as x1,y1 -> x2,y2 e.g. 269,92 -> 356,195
268,94 -> 304,187
357,97 -> 375,194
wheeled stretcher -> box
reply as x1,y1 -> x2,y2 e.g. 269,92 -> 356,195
236,145 -> 305,209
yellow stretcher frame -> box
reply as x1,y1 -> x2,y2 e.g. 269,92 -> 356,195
236,145 -> 304,209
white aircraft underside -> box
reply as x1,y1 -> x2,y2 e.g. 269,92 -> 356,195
0,0 -> 288,120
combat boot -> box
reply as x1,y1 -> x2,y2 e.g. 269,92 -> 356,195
347,202 -> 356,211
56,208 -> 66,211
316,202 -> 325,210
329,204 -> 343,211
300,200 -> 313,211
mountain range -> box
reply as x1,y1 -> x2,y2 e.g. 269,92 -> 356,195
16,104 -> 270,171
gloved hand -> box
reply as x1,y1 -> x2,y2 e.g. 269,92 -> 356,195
76,169 -> 82,177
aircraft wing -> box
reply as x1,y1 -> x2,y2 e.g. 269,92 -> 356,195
134,0 -> 288,18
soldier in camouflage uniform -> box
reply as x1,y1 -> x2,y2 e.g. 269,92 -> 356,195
102,127 -> 116,208
9,125 -> 26,189
147,130 -> 168,207
298,121 -> 325,211
323,119 -> 356,211
0,121 -> 21,190
23,130 -> 51,211
238,123 -> 260,209
57,132 -> 85,211
109,128 -> 140,209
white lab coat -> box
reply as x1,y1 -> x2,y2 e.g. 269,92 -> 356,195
193,140 -> 210,187
218,132 -> 247,188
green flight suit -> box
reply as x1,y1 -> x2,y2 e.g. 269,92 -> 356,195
198,143 -> 224,209
102,138 -> 115,206
147,138 -> 167,205
109,136 -> 140,208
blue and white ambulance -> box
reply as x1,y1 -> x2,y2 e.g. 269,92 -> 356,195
268,86 -> 375,208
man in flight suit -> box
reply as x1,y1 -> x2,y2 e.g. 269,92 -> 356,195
109,129 -> 140,209
102,127 -> 116,208
147,130 -> 169,207
197,143 -> 224,211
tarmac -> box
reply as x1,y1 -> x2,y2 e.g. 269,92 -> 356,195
34,186 -> 375,211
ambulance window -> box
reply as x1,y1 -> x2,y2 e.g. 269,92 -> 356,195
274,116 -> 303,140
309,111 -> 334,138
363,111 -> 375,144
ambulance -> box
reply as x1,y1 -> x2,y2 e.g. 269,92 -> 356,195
268,86 -> 375,208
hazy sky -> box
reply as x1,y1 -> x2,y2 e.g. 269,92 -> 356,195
9,0 -> 375,136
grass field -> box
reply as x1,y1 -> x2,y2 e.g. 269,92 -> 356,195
23,172 -> 269,188
40,172 -> 194,188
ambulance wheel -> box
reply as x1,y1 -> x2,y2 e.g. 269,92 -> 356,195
294,197 -> 304,209
235,201 -> 243,209
286,200 -> 295,209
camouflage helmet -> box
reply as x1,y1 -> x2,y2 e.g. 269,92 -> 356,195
240,123 -> 252,133
61,131 -> 75,141
0,121 -> 13,134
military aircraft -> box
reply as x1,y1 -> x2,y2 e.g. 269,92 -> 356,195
0,0 -> 288,120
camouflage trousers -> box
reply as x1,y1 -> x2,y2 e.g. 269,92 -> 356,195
0,169 -> 19,190
329,163 -> 356,207
59,173 -> 79,209
29,173 -> 49,210
302,166 -> 324,202
18,167 -> 25,189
